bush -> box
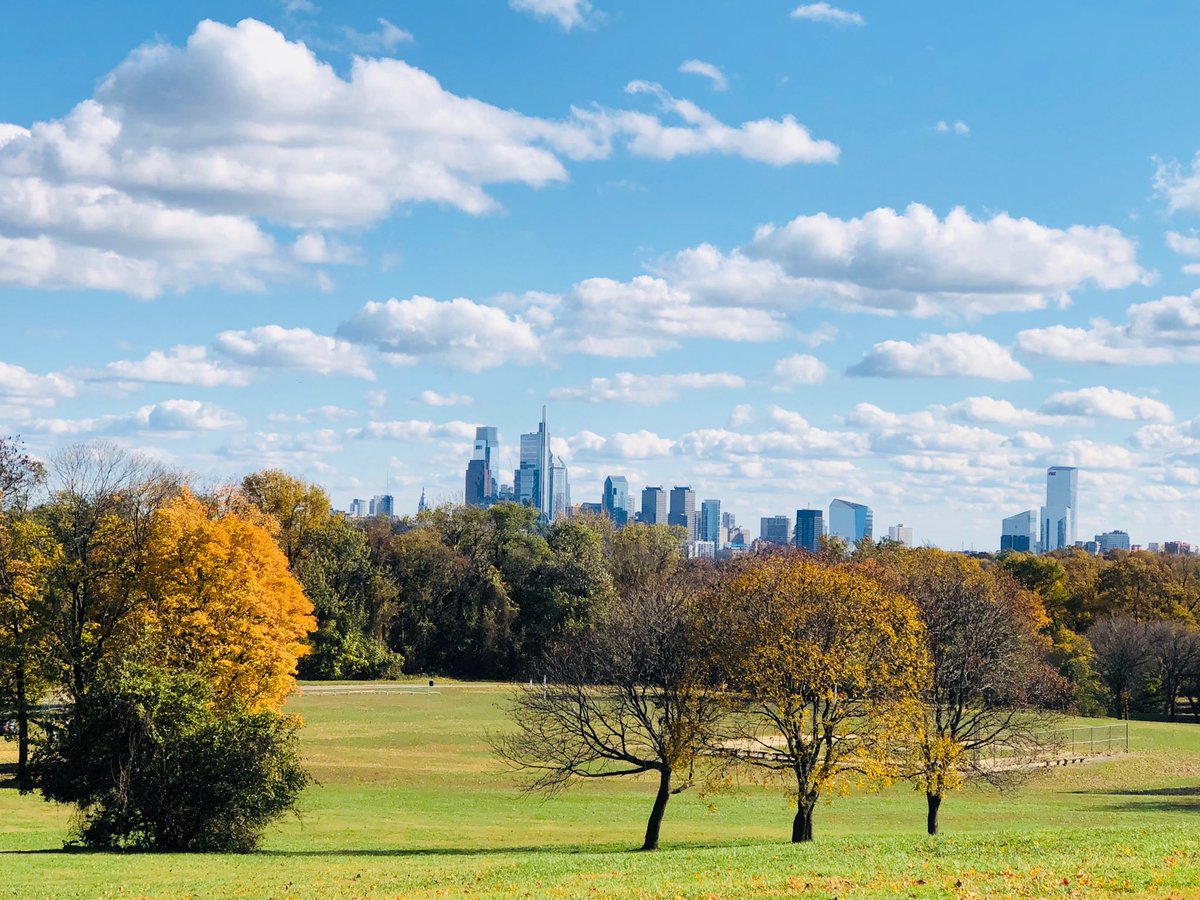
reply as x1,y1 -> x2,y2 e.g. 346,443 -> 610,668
33,667 -> 309,851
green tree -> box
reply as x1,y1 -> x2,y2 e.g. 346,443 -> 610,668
32,666 -> 308,851
721,555 -> 927,843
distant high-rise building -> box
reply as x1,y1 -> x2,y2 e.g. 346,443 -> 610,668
369,494 -> 394,518
1041,466 -> 1078,552
794,509 -> 824,552
603,475 -> 630,527
1001,510 -> 1038,553
699,499 -> 721,544
829,499 -> 872,544
417,488 -> 427,515
1165,541 -> 1193,555
887,524 -> 915,548
349,498 -> 367,518
1095,530 -> 1131,553
579,502 -> 603,516
641,486 -> 667,525
760,515 -> 790,545
465,426 -> 499,507
549,454 -> 571,522
515,407 -> 552,521
669,486 -> 697,539
721,511 -> 736,531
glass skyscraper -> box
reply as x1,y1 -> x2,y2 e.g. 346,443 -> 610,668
699,499 -> 721,544
829,499 -> 872,543
794,509 -> 824,551
1040,466 -> 1078,551
641,486 -> 667,525
603,475 -> 629,527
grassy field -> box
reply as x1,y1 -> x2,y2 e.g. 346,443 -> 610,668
2,682 -> 1199,897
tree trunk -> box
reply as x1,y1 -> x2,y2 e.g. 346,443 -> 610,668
15,659 -> 28,789
792,799 -> 815,843
641,768 -> 671,851
926,792 -> 942,836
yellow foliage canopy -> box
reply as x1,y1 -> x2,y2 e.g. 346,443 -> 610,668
141,489 -> 315,711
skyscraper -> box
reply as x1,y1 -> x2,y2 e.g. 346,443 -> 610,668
794,509 -> 824,551
1001,510 -> 1037,553
549,453 -> 570,522
369,494 -> 394,518
349,498 -> 367,518
641,486 -> 667,525
515,407 -> 552,521
1096,530 -> 1131,553
699,499 -> 721,543
668,486 -> 697,539
1040,466 -> 1078,551
465,426 -> 498,507
760,515 -> 790,545
887,524 -> 914,547
603,475 -> 630,527
829,499 -> 872,544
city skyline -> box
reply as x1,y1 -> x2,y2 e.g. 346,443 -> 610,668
6,4 -> 1200,550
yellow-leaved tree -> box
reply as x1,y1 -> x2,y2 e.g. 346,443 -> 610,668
722,555 -> 928,842
141,488 -> 315,711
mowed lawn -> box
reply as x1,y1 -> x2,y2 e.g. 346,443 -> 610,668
1,682 -> 1199,898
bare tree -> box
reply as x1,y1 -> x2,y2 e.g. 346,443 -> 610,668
1087,617 -> 1152,719
41,443 -> 179,721
1147,620 -> 1200,721
495,571 -> 725,851
895,551 -> 1068,835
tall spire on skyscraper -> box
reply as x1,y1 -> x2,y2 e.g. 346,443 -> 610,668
418,486 -> 427,514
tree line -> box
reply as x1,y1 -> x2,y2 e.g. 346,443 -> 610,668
2,436 -> 1199,852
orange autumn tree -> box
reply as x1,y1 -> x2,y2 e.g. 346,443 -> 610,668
141,488 -> 315,710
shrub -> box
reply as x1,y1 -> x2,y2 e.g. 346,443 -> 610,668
33,667 -> 309,851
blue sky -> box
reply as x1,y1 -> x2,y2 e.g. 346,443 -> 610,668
4,1 -> 1200,549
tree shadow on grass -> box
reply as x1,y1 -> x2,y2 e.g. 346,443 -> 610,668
1069,785 -> 1200,814
3,840 -> 770,859
1070,786 -> 1200,797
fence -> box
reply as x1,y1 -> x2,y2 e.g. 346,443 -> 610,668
973,722 -> 1129,771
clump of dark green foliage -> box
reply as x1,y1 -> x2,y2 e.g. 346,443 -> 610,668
33,667 -> 309,851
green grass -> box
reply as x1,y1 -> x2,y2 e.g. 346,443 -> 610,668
2,682 -> 1199,897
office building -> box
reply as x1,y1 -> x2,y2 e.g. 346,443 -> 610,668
669,486 -> 697,539
1165,541 -> 1193,556
829,499 -> 872,544
515,407 -> 552,521
1040,466 -> 1078,552
887,524 -> 914,547
603,475 -> 630,527
699,499 -> 721,544
1095,530 -> 1131,553
641,486 -> 667,525
760,515 -> 790,545
721,511 -> 736,531
369,494 -> 394,518
464,426 -> 499,507
579,501 -> 602,516
686,541 -> 716,560
549,453 -> 571,522
1001,510 -> 1037,553
794,509 -> 824,552
349,498 -> 367,518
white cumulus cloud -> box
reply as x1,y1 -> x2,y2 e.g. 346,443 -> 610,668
772,354 -> 827,388
216,325 -> 375,379
847,333 -> 1032,381
97,345 -> 252,387
1041,386 -> 1173,423
548,371 -> 745,404
509,0 -> 595,30
338,296 -> 541,372
790,3 -> 865,26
